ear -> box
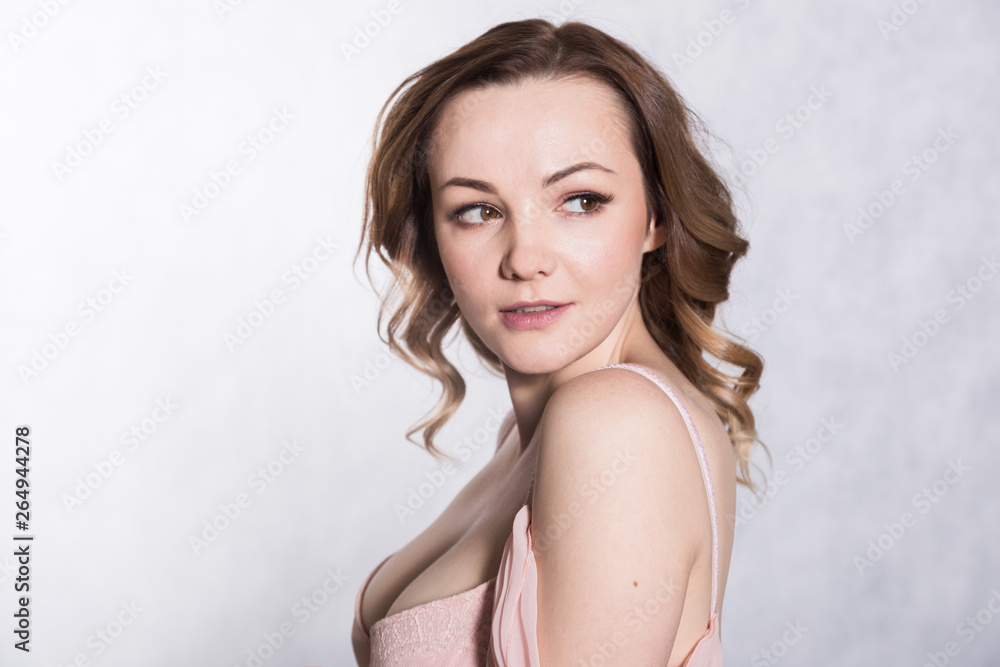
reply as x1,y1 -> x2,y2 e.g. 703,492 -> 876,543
642,213 -> 666,253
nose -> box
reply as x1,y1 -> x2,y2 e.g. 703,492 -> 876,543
500,205 -> 556,281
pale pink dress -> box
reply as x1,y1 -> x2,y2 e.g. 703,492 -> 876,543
352,362 -> 724,666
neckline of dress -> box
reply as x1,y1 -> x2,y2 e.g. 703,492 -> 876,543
362,559 -> 501,637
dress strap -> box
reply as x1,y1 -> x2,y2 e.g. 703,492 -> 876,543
587,362 -> 720,614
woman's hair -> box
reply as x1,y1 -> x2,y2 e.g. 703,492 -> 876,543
354,18 -> 767,490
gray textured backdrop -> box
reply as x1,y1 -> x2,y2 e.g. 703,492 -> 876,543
2,0 -> 998,665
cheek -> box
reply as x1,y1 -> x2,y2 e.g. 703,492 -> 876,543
436,236 -> 483,297
606,198 -> 650,271
570,221 -> 643,282
433,221 -> 459,277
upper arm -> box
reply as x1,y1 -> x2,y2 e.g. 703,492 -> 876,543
531,369 -> 710,664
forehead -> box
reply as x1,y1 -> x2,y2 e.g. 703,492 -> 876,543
427,76 -> 633,183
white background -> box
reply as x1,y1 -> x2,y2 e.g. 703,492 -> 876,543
1,0 -> 998,665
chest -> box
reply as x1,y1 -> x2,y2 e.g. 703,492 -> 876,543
360,426 -> 534,632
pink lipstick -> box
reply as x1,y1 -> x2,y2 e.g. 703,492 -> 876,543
499,300 -> 572,330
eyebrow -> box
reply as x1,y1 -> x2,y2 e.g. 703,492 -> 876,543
438,161 -> 615,194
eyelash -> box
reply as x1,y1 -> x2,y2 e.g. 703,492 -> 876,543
446,191 -> 615,227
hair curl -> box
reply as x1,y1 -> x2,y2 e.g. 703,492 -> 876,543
354,18 -> 767,490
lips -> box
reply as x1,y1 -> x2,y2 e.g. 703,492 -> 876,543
500,299 -> 568,312
498,302 -> 572,331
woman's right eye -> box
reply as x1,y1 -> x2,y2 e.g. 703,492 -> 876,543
451,204 -> 501,225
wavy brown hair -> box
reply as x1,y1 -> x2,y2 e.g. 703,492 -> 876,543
354,18 -> 767,490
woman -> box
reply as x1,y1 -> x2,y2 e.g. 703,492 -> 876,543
351,17 -> 764,666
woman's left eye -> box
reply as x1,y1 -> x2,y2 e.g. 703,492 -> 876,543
563,192 -> 612,214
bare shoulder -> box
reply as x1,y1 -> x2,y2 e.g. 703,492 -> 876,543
538,365 -> 708,481
531,366 -> 715,661
535,368 -> 711,548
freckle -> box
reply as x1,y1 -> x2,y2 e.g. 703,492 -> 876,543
633,580 -> 637,587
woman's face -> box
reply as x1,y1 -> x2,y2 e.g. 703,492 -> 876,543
428,75 -> 664,375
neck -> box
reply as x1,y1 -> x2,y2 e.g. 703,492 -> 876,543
502,296 -> 654,454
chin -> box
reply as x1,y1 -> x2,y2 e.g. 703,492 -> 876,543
495,343 -> 574,377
